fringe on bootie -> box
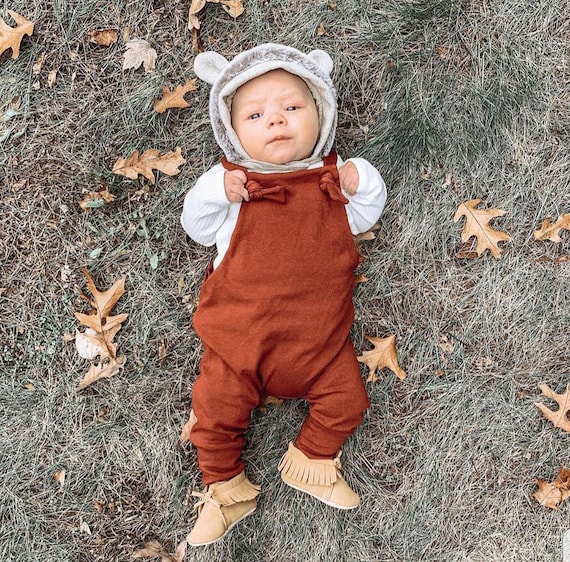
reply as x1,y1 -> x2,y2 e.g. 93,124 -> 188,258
208,471 -> 261,506
278,442 -> 340,486
278,442 -> 359,509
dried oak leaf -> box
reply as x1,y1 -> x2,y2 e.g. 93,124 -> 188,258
79,186 -> 115,210
257,395 -> 284,414
354,274 -> 369,286
153,79 -> 198,113
75,269 -> 128,390
179,409 -> 198,444
133,539 -> 186,562
355,222 -> 379,242
533,213 -> 570,243
47,68 -> 57,88
188,0 -> 206,30
0,10 -> 34,59
208,0 -> 245,17
357,335 -> 406,382
535,384 -> 570,433
123,39 -> 157,73
53,469 -> 66,488
453,199 -> 512,259
112,147 -> 185,184
533,467 -> 570,510
87,28 -> 118,46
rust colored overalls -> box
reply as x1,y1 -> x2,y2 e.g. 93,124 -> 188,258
191,152 -> 370,484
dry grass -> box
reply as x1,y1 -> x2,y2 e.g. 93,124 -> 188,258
1,0 -> 569,560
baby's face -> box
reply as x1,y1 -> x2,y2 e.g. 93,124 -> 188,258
231,69 -> 319,165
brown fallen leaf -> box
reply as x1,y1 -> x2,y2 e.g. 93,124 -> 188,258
355,223 -> 379,242
133,539 -> 186,562
257,395 -> 284,414
191,0 -> 207,14
208,0 -> 245,17
533,214 -> 570,243
96,406 -> 109,422
79,185 -> 115,211
53,469 -> 66,487
535,384 -> 570,433
75,269 -> 128,390
188,0 -> 206,30
153,79 -> 198,113
47,68 -> 58,88
357,335 -> 406,382
123,39 -> 157,73
533,467 -> 570,509
112,147 -> 186,184
0,10 -> 34,60
436,45 -> 449,59
32,53 -> 45,75
87,28 -> 119,46
453,199 -> 512,259
179,409 -> 198,444
354,274 -> 369,286
77,354 -> 127,391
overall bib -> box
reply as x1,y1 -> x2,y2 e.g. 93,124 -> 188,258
191,152 -> 370,484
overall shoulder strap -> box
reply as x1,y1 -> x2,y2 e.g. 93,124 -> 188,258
221,157 -> 247,173
322,151 -> 338,167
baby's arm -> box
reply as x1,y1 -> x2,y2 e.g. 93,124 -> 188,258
181,164 -> 234,246
339,158 -> 387,235
224,169 -> 250,203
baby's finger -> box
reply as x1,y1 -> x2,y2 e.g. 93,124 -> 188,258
234,170 -> 247,184
229,184 -> 249,203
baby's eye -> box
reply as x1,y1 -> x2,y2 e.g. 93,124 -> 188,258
286,106 -> 298,111
249,112 -> 261,120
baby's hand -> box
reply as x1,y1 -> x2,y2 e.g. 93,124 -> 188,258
338,161 -> 359,196
224,170 -> 250,203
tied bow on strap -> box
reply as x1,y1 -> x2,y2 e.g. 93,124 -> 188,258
319,171 -> 349,204
246,180 -> 286,203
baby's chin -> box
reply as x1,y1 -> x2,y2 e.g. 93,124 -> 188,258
257,150 -> 313,165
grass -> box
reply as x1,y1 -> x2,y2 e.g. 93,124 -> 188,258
1,0 -> 569,560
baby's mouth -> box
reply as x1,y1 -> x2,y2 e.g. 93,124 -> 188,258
268,136 -> 291,144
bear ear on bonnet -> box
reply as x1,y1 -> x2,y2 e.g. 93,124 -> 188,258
307,49 -> 333,76
194,51 -> 230,85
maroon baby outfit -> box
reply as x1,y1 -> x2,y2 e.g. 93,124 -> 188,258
190,152 -> 370,484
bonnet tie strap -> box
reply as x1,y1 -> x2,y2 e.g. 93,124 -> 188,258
246,180 -> 286,203
319,172 -> 349,204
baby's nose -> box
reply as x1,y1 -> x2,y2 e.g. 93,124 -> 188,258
267,112 -> 286,127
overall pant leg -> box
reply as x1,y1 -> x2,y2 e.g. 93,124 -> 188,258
295,338 -> 370,459
190,346 -> 262,485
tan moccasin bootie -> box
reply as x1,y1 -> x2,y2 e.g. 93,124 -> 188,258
278,442 -> 360,509
187,471 -> 261,547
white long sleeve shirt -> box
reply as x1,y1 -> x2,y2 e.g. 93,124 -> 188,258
181,156 -> 387,269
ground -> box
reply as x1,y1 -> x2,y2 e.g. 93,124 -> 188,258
1,0 -> 569,561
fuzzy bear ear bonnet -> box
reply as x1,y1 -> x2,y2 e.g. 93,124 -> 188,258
194,43 -> 337,165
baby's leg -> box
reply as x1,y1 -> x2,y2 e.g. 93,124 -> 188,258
190,346 -> 262,485
278,338 -> 369,509
296,338 -> 370,459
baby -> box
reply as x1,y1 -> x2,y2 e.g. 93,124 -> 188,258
181,44 -> 386,547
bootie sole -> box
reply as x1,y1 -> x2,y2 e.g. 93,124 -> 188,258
187,506 -> 257,547
281,476 -> 359,510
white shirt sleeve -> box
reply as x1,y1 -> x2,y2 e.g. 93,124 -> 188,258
340,157 -> 387,235
180,164 -> 235,247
